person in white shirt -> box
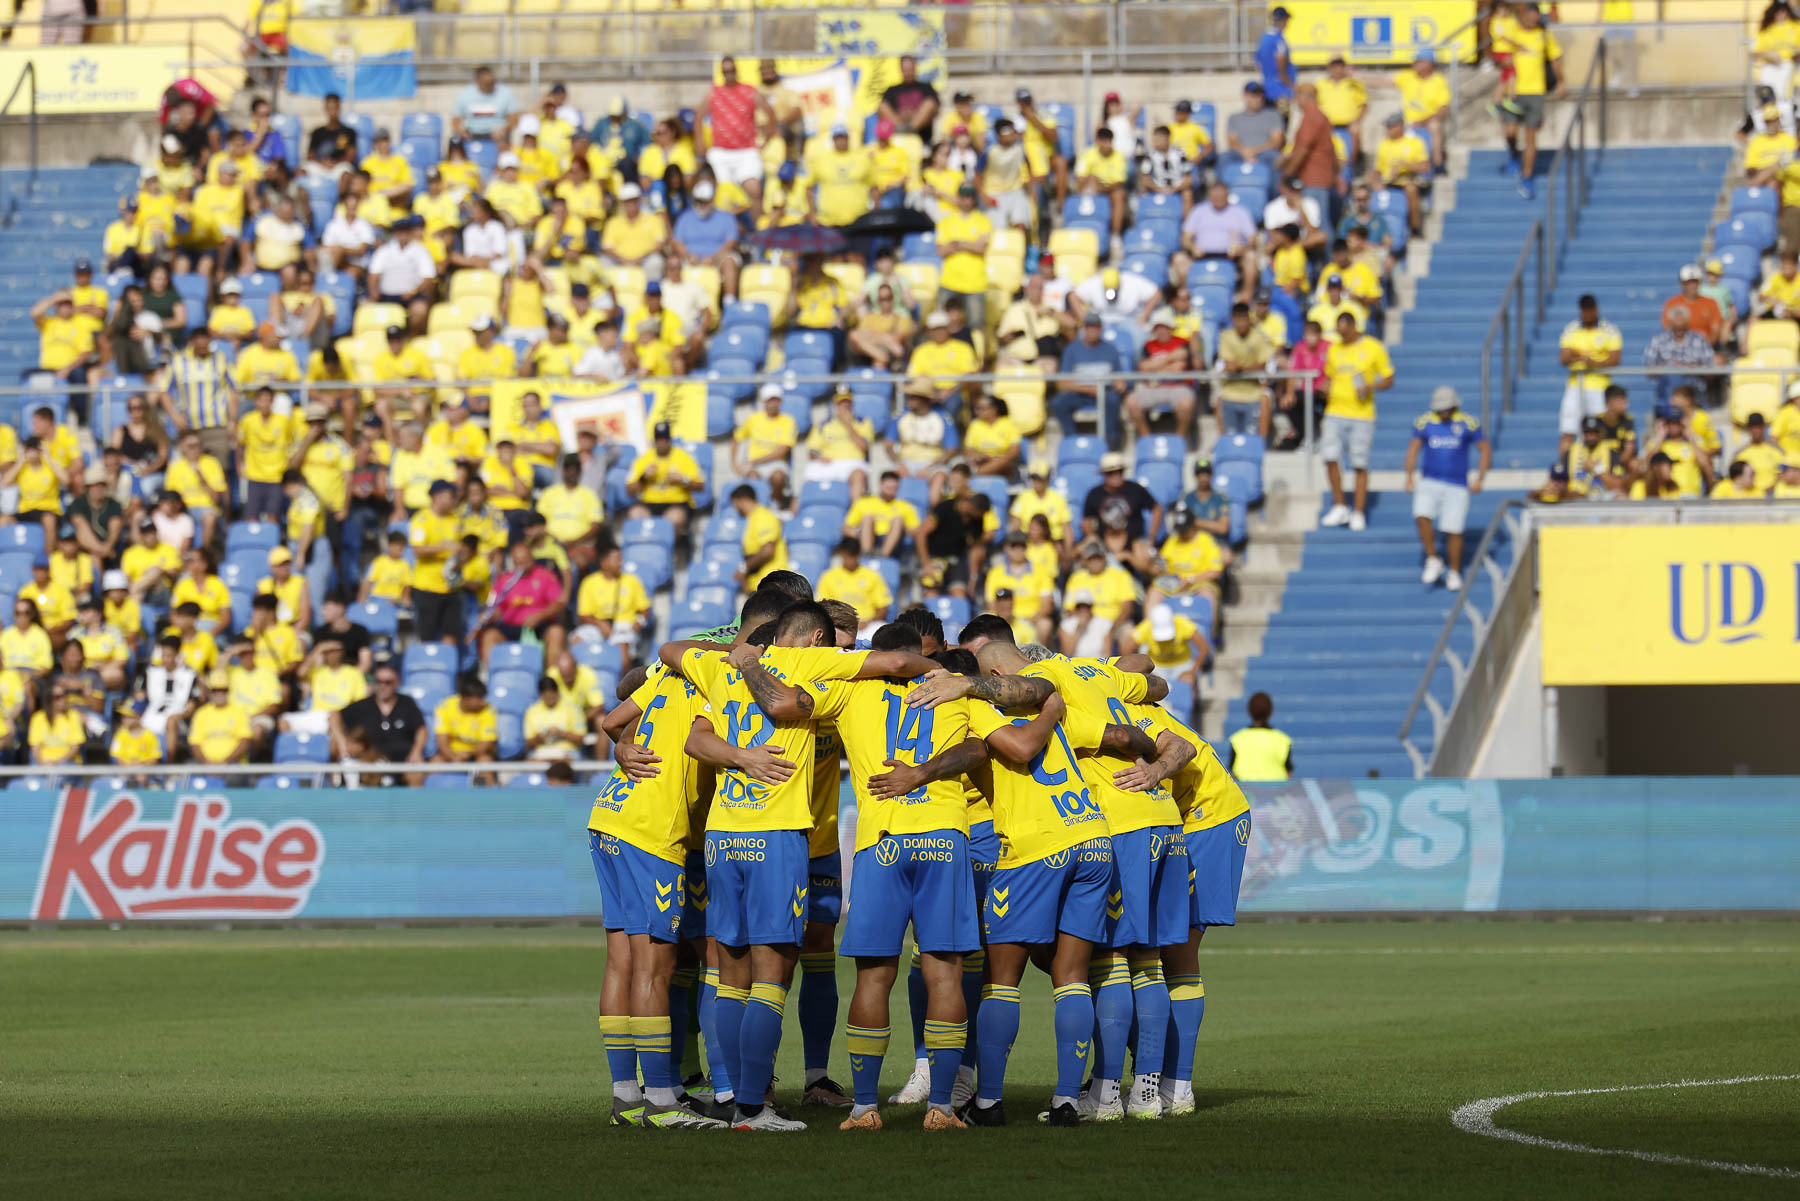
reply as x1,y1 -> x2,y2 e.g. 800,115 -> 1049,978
1058,590 -> 1117,660
453,196 -> 511,273
321,193 -> 378,273
657,254 -> 713,344
367,215 -> 438,304
141,633 -> 199,749
1262,174 -> 1326,251
1069,265 -> 1161,326
251,199 -> 308,274
576,320 -> 626,382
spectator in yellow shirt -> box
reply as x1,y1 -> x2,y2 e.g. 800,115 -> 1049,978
1072,126 -> 1129,238
1321,312 -> 1393,529
434,678 -> 499,784
983,532 -> 1055,639
1395,53 -> 1450,168
1065,539 -> 1141,625
625,422 -> 703,538
732,483 -> 789,590
576,545 -> 651,668
426,396 -> 489,466
734,384 -> 798,510
1126,603 -> 1209,690
906,312 -> 981,408
28,682 -> 85,766
359,530 -> 414,606
1149,508 -> 1225,609
803,387 -> 874,498
30,290 -> 97,382
524,675 -> 587,761
818,539 -> 894,637
599,182 -> 668,279
935,183 -> 994,332
1168,99 -> 1213,165
188,671 -> 254,765
1374,114 -> 1431,233
811,124 -> 876,227
1316,57 -> 1369,157
842,470 -> 921,559
109,699 -> 163,778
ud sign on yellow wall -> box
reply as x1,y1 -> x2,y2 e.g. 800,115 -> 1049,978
1540,524 -> 1800,685
1280,1 -> 1478,66
0,45 -> 189,114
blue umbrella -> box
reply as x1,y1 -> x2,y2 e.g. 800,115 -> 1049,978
747,222 -> 850,255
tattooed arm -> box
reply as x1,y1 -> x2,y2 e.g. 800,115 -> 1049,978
907,669 -> 1055,711
867,735 -> 991,800
685,716 -> 798,783
1113,730 -> 1198,793
740,658 -> 813,720
983,694 -> 1068,765
1111,653 -> 1170,702
1096,722 -> 1159,762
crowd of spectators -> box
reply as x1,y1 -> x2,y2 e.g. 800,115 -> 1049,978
4,33 -> 1468,776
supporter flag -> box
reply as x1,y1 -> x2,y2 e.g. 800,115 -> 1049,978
285,18 -> 418,101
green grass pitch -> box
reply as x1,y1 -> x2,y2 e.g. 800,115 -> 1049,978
3,921 -> 1797,1199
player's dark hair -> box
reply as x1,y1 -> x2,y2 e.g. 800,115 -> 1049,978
739,587 -> 789,633
871,623 -> 921,653
730,483 -> 757,502
774,601 -> 833,646
757,570 -> 813,603
933,647 -> 979,677
746,620 -> 778,648
1247,691 -> 1274,723
458,676 -> 488,699
958,613 -> 1016,647
546,761 -> 577,784
895,605 -> 944,647
615,665 -> 649,700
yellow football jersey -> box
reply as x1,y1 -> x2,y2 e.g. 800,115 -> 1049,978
681,646 -> 870,834
1126,701 -> 1250,832
1023,658 -> 1176,836
588,667 -> 709,864
966,698 -> 1108,869
804,678 -> 972,852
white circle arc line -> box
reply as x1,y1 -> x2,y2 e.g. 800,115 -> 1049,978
1451,1075 -> 1800,1180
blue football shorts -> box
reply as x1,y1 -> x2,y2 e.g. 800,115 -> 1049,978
703,828 -> 809,948
984,837 -> 1117,947
841,829 -> 980,958
1109,824 -> 1191,949
807,851 -> 843,925
681,848 -> 708,939
968,819 -> 1001,911
1188,813 -> 1252,928
590,831 -> 686,941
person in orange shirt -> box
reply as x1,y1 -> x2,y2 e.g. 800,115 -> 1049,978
1660,264 -> 1724,349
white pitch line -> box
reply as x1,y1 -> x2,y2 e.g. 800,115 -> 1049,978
1451,1075 -> 1800,1179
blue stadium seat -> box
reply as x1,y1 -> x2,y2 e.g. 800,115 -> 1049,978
621,545 -> 671,593
847,368 -> 895,426
968,475 -> 1010,527
399,137 -> 438,184
1137,192 -> 1183,226
1056,468 -> 1102,512
424,772 -> 470,788
799,479 -> 851,511
226,520 -> 282,555
488,679 -> 535,717
604,464 -> 633,514
1057,435 -> 1107,471
1124,254 -> 1169,288
901,231 -> 939,262
619,516 -> 677,551
1135,463 -> 1183,508
1187,257 -> 1238,294
1714,213 -> 1775,251
1162,676 -> 1196,724
488,642 -> 545,678
1731,186 -> 1778,218
1712,245 -> 1761,282
1123,223 -> 1177,260
672,596 -> 731,632
298,176 -> 338,237
1212,461 -> 1263,507
1215,433 -> 1266,466
797,503 -> 848,533
341,112 -> 377,150
784,329 -> 835,362
258,773 -> 312,789
403,680 -> 452,717
705,511 -> 745,547
896,477 -> 931,515
1101,323 -> 1139,365
1136,434 -> 1186,466
788,542 -> 830,584
1166,592 -> 1215,632
924,594 -> 970,629
466,139 -> 499,177
1061,194 -> 1111,236
684,557 -> 738,594
785,513 -> 838,551
403,643 -> 458,678
400,111 -> 443,146
0,524 -> 44,554
271,113 -> 302,169
1221,162 -> 1271,201
353,599 -> 399,644
274,731 -> 331,764
1040,101 -> 1077,160
868,557 -> 901,615
172,274 -> 209,327
719,299 -> 771,335
495,713 -> 525,759
715,327 -> 768,367
572,640 -> 624,677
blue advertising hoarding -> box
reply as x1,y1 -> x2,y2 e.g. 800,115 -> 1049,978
3,778 -> 1795,920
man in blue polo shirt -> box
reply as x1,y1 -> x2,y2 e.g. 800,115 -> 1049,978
1403,385 -> 1489,591
672,178 -> 742,299
1051,312 -> 1129,449
1256,6 -> 1296,107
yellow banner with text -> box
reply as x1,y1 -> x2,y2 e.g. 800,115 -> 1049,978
0,44 -> 190,114
1540,524 -> 1800,686
1279,0 -> 1477,66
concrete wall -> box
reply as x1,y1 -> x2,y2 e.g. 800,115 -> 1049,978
1605,685 -> 1800,775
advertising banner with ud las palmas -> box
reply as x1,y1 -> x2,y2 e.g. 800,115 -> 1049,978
285,17 -> 418,102
1539,523 -> 1800,686
1280,0 -> 1478,66
741,7 -> 946,144
6,778 -> 1797,921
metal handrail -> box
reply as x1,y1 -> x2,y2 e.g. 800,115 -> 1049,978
1475,38 -> 1609,430
0,60 -> 38,195
1396,496 -> 1528,775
